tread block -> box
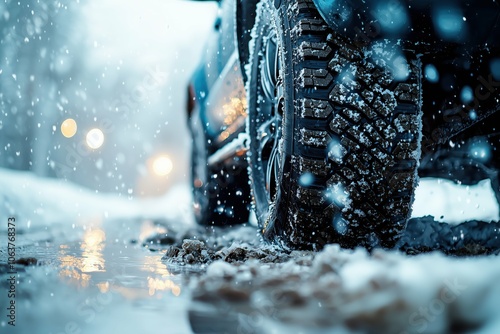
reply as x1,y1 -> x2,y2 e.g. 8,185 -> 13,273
327,174 -> 343,186
297,186 -> 325,206
388,172 -> 414,192
361,151 -> 373,163
346,155 -> 369,175
375,119 -> 396,140
372,68 -> 393,86
300,98 -> 333,119
395,83 -> 419,102
393,114 -> 420,133
300,129 -> 330,147
358,103 -> 378,119
301,68 -> 333,88
363,123 -> 389,149
337,44 -> 362,61
373,93 -> 397,117
298,41 -> 332,59
328,55 -> 347,73
340,75 -> 361,91
340,167 -> 356,181
393,141 -> 419,159
340,136 -> 361,152
361,89 -> 375,103
370,147 -> 391,164
341,108 -> 362,123
329,84 -> 350,104
293,18 -> 328,36
347,126 -> 373,147
329,114 -> 350,134
296,156 -> 330,177
296,0 -> 316,11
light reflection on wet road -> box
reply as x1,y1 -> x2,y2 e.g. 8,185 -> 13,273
0,217 -> 191,334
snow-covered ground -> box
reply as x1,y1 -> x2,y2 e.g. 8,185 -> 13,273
1,168 -> 500,333
191,245 -> 500,334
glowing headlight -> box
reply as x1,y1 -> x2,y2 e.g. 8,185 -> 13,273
61,118 -> 78,138
86,128 -> 105,149
152,155 -> 173,176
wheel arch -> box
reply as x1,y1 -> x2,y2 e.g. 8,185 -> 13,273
235,0 -> 259,83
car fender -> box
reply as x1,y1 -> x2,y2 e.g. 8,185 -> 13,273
236,0 -> 259,83
312,0 -> 360,31
313,0 -> 500,48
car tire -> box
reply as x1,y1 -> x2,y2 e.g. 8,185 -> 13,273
247,0 -> 423,249
190,115 -> 251,227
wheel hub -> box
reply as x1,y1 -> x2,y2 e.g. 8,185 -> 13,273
256,31 -> 283,204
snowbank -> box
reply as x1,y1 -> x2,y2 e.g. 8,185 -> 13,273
0,168 -> 193,235
412,178 -> 499,225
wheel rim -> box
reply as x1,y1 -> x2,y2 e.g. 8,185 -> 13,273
253,29 -> 284,210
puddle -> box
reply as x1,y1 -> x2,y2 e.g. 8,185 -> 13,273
0,217 -> 191,334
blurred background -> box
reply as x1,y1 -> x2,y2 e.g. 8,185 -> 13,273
0,0 -> 218,197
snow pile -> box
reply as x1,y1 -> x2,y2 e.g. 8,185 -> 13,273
412,178 -> 500,225
163,239 -> 291,268
190,245 -> 500,334
154,224 -> 291,271
0,168 -> 193,237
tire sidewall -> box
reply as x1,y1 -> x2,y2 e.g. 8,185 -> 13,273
247,0 -> 296,237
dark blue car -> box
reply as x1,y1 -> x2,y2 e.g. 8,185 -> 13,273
187,0 -> 500,249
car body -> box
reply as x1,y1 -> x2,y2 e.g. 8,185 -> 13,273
187,0 -> 500,249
